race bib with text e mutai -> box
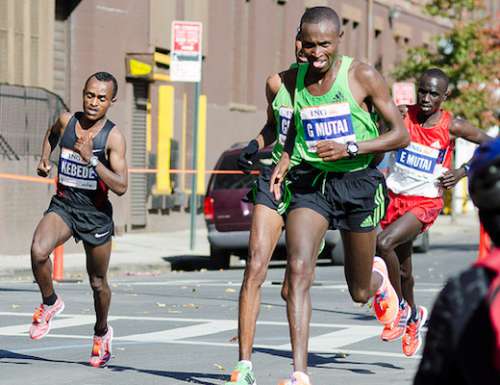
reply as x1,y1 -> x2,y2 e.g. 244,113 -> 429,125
58,147 -> 97,190
278,107 -> 293,146
300,102 -> 356,152
394,142 -> 441,180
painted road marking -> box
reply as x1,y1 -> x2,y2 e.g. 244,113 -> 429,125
0,312 -> 422,359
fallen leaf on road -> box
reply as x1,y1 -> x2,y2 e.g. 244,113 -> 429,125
225,288 -> 236,293
11,304 -> 20,309
168,310 -> 182,314
183,303 -> 199,309
156,303 -> 166,308
213,363 -> 225,371
266,305 -> 272,309
336,352 -> 349,358
229,335 -> 238,343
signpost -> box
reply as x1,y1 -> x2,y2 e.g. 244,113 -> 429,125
392,81 -> 416,106
171,21 -> 203,250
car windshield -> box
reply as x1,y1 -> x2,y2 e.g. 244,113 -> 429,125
212,152 -> 272,190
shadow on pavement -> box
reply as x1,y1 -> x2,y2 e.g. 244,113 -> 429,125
0,349 -> 85,366
162,255 -> 223,271
253,347 -> 404,373
0,287 -> 38,293
107,365 -> 226,385
428,243 -> 479,252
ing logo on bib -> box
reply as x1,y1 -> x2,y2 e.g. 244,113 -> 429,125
300,102 -> 356,151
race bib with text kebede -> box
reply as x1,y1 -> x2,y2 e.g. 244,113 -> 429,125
58,147 -> 97,190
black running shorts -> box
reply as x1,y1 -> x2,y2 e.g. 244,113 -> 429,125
45,195 -> 114,246
288,162 -> 388,232
246,166 -> 292,216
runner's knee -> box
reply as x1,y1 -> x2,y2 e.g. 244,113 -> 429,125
376,232 -> 396,255
349,287 -> 371,304
245,255 -> 268,283
288,258 -> 314,287
89,275 -> 108,292
30,237 -> 51,263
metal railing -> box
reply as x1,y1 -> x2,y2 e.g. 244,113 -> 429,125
0,84 -> 68,158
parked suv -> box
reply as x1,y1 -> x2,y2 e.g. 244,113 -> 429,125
204,143 -> 343,269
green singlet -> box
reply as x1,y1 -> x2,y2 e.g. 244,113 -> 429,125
270,64 -> 301,167
294,56 -> 379,172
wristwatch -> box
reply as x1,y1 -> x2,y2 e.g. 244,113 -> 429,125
345,141 -> 359,158
462,163 -> 470,174
89,155 -> 99,168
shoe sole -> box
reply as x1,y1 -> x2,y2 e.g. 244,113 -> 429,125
30,301 -> 65,340
381,329 -> 405,342
373,258 -> 398,325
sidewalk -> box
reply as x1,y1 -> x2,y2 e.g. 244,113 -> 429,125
0,211 -> 481,280
0,227 -> 210,280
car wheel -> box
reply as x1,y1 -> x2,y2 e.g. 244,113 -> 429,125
210,246 -> 231,269
330,240 -> 344,265
413,231 -> 430,253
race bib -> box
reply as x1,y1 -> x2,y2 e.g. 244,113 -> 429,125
58,147 -> 97,190
394,142 -> 440,178
300,102 -> 356,151
278,107 -> 293,145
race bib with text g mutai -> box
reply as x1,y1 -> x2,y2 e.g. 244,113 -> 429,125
278,107 -> 293,146
394,142 -> 440,180
300,102 -> 356,152
58,148 -> 97,190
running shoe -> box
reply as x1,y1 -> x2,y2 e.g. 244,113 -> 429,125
402,306 -> 428,357
29,296 -> 65,340
277,371 -> 311,385
381,301 -> 410,341
225,361 -> 256,385
372,257 -> 399,325
89,326 -> 113,368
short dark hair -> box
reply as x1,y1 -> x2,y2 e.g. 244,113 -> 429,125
420,68 -> 449,90
85,71 -> 118,98
299,6 -> 341,34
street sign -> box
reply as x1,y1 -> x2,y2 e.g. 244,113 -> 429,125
392,81 -> 416,106
170,21 -> 202,82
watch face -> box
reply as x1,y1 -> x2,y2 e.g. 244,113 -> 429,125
348,143 -> 358,153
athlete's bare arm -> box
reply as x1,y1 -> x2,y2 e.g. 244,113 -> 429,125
37,112 -> 72,177
74,128 -> 128,196
254,73 -> 282,149
439,118 -> 492,189
316,63 -> 410,161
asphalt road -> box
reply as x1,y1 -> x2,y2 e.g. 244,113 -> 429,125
0,236 -> 477,385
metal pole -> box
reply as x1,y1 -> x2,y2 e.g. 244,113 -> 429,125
366,0 -> 373,64
189,81 -> 201,250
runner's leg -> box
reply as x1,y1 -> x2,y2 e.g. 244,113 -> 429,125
342,230 -> 380,302
376,213 -> 422,301
239,204 -> 284,360
285,208 -> 328,373
84,240 -> 112,335
397,241 -> 416,309
31,212 -> 72,300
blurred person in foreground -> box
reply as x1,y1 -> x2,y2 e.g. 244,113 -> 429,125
414,137 -> 500,384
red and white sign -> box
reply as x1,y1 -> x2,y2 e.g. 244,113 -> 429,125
392,82 -> 416,106
170,21 -> 202,82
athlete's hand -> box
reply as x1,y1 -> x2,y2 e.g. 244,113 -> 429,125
237,139 -> 259,174
438,168 -> 466,190
36,158 -> 52,177
397,104 -> 408,118
316,140 -> 349,161
74,133 -> 94,163
270,155 -> 290,200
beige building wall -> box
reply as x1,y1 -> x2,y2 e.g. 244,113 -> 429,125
0,0 -> 54,89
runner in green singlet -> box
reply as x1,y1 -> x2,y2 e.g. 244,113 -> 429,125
270,7 -> 409,385
225,35 -> 307,385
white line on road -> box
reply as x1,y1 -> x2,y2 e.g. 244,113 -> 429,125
0,312 -> 423,359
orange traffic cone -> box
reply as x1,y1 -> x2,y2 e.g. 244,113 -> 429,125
478,223 -> 492,260
52,245 -> 64,281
